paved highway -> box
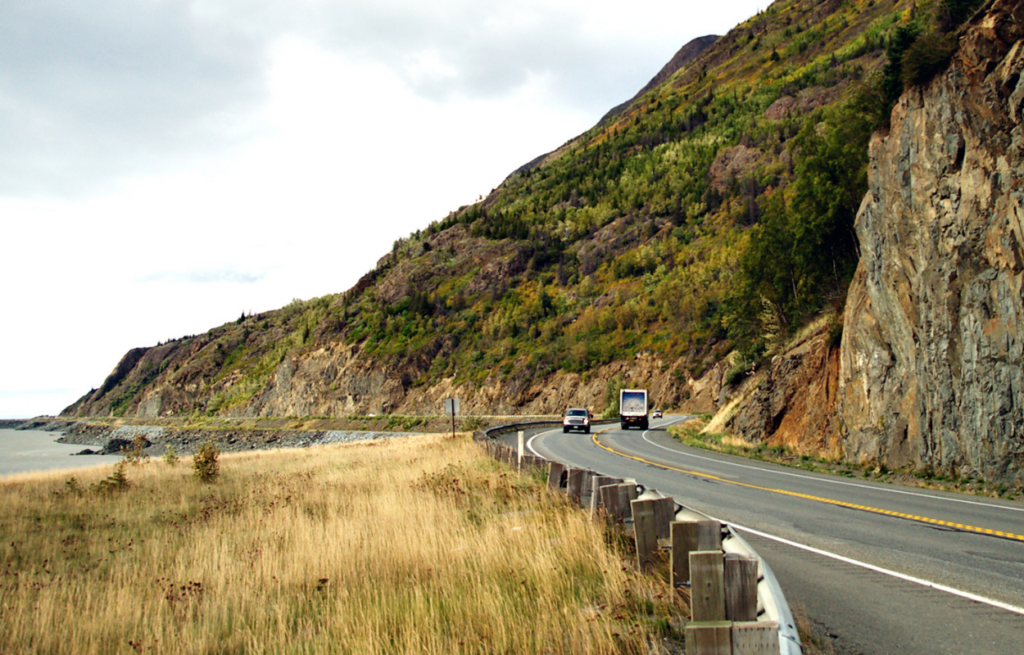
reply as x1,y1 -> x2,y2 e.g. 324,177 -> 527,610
515,416 -> 1024,655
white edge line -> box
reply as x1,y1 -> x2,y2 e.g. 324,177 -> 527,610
526,430 -> 546,457
527,427 -> 596,472
540,420 -> 1024,618
534,422 -> 1024,617
642,418 -> 1024,514
527,428 -> 566,459
728,520 -> 1024,617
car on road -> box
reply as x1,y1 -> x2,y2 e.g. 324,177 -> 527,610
563,408 -> 591,433
652,409 -> 663,419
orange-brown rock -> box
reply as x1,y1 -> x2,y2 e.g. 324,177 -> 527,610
839,0 -> 1024,482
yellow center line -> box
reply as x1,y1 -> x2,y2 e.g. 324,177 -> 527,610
591,428 -> 1024,543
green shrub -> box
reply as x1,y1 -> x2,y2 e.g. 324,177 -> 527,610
63,476 -> 83,497
902,32 -> 956,87
162,444 -> 180,467
881,23 -> 923,109
192,441 -> 220,483
938,0 -> 984,31
93,461 -> 131,493
601,374 -> 625,419
724,362 -> 749,387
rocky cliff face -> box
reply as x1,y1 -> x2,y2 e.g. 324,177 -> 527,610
724,320 -> 843,458
839,0 -> 1024,482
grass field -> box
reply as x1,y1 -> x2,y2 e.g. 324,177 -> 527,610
0,433 -> 685,654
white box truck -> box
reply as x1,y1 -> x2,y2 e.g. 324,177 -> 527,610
619,388 -> 648,430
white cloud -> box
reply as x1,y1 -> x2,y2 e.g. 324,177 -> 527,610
0,0 -> 267,196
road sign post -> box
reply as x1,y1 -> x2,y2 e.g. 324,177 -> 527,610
444,398 -> 460,438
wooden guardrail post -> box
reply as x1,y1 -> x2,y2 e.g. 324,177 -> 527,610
589,476 -> 621,519
599,484 -> 619,520
600,483 -> 637,522
651,497 -> 675,540
631,499 -> 659,571
690,550 -> 726,622
620,483 -> 638,519
578,471 -> 595,508
731,621 -> 779,655
566,469 -> 585,504
547,462 -> 566,491
685,621 -> 732,655
724,553 -> 759,622
670,519 -> 722,587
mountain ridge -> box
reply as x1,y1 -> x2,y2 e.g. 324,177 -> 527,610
599,34 -> 720,125
64,0 -> 1024,485
62,0 -> 902,420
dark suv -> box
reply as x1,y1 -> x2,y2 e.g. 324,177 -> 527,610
562,408 -> 591,433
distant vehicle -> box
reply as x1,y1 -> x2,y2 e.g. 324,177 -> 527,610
652,409 -> 663,419
619,389 -> 648,430
563,408 -> 591,434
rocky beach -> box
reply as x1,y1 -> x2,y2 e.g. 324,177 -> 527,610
3,417 -> 441,466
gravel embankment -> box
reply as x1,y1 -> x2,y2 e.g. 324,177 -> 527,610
41,420 -> 416,456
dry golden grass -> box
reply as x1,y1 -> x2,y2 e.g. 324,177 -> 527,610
0,434 -> 684,654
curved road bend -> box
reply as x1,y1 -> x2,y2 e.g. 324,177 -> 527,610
512,416 -> 1024,655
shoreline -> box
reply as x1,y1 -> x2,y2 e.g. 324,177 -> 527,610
3,414 -> 505,459
53,421 -> 420,456
2,418 -> 428,465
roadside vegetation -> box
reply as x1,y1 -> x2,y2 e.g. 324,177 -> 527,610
669,418 -> 1022,501
0,434 -> 686,654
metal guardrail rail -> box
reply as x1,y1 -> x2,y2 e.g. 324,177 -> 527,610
482,423 -> 802,655
725,525 -> 802,655
481,418 -> 618,440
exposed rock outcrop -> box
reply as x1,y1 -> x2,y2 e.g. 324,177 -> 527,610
763,85 -> 842,121
725,321 -> 842,458
708,145 -> 765,192
56,422 -> 416,455
839,0 -> 1024,482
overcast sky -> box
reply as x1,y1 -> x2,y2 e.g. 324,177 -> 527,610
0,0 -> 765,418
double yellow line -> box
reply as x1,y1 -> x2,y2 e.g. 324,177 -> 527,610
591,429 -> 1024,543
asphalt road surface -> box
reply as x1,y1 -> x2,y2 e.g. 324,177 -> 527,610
513,416 -> 1024,655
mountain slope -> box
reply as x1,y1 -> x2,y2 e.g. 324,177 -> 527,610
599,34 -> 719,125
67,0 -> 901,419
69,0 -> 1020,485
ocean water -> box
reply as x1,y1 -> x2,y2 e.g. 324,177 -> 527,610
0,428 -> 121,477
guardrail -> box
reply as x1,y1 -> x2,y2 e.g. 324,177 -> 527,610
481,418 -> 618,440
480,427 -> 801,655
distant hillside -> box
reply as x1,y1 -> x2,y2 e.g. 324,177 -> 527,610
67,0 -> 902,420
68,0 -> 1022,486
